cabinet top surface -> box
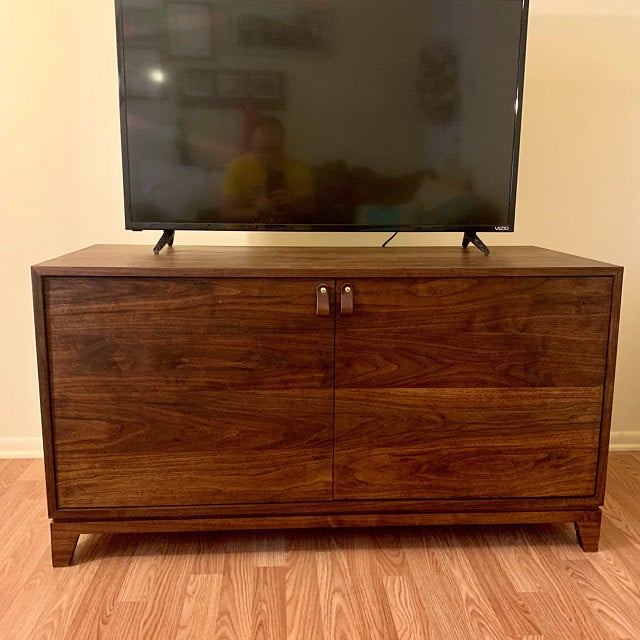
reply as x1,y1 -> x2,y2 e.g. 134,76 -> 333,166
32,245 -> 622,278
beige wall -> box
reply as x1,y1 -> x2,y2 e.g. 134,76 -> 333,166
1,1 -> 639,454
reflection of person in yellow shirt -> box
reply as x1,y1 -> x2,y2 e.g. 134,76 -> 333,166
221,117 -> 314,222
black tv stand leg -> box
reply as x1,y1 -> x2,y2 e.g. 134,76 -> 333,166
153,230 -> 175,255
462,231 -> 490,256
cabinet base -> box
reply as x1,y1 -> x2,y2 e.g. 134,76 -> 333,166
574,509 -> 603,552
50,508 -> 603,566
50,523 -> 80,568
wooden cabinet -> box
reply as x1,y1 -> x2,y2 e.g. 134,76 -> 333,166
32,245 -> 622,565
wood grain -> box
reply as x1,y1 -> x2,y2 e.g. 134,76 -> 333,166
54,392 -> 333,508
176,574 -> 222,640
46,492 -> 607,522
32,244 -> 623,278
212,535 -> 255,640
314,532 -> 362,640
50,525 -> 79,567
45,277 -> 334,508
335,387 -> 602,499
384,575 -> 433,639
336,276 -> 612,389
403,528 -> 503,639
2,456 -> 640,639
45,277 -> 334,390
285,533 -> 324,640
250,566 -> 287,640
574,509 -> 603,552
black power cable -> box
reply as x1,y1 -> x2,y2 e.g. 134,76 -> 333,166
382,232 -> 398,248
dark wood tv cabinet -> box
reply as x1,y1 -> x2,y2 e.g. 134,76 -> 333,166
32,245 -> 622,566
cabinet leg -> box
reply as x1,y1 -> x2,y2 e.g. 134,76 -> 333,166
50,523 -> 80,567
574,509 -> 602,553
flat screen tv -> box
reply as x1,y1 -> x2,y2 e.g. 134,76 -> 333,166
116,0 -> 529,241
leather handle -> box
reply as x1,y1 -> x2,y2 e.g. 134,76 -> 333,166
340,283 -> 354,316
316,284 -> 330,317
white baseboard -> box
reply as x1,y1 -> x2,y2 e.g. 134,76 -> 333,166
609,431 -> 640,452
0,438 -> 43,458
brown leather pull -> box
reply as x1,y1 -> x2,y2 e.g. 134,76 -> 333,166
341,283 -> 354,316
316,284 -> 330,317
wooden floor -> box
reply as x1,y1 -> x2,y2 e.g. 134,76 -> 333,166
1,453 -> 639,639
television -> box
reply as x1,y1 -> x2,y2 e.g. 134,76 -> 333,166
116,0 -> 529,247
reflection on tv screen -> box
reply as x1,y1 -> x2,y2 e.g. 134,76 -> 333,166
120,0 -> 525,229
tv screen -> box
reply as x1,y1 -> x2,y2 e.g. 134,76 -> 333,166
116,0 -> 528,232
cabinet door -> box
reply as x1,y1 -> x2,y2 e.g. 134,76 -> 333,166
45,277 -> 334,508
335,277 -> 613,500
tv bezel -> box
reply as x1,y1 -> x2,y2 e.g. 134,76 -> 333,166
115,0 -> 530,234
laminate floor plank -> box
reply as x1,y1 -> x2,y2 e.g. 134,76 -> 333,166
598,516 -> 640,582
131,540 -> 194,640
250,531 -> 286,568
2,533 -> 109,640
383,575 -> 433,640
350,574 -> 399,640
321,530 -> 400,638
563,559 -> 640,639
118,534 -> 176,602
249,566 -> 286,640
587,548 -> 640,610
0,477 -> 40,520
1,550 -> 53,640
367,528 -> 410,577
103,603 -> 147,640
520,591 -> 612,640
315,531 -> 364,640
520,523 -> 585,562
164,531 -> 227,576
0,481 -> 43,539
16,459 -> 46,482
61,537 -> 139,638
605,473 -> 640,533
455,531 -> 543,638
330,529 -> 376,577
0,496 -> 50,617
284,532 -> 325,640
0,459 -> 33,492
176,574 -> 223,640
403,529 -> 501,640
482,526 -> 561,593
17,542 -> 109,640
601,496 -> 640,551
520,548 -> 615,640
1,452 -> 640,639
212,535 -> 256,640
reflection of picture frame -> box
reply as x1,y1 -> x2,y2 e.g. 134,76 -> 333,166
179,69 -> 286,110
249,74 -> 281,101
180,68 -> 216,99
122,8 -> 166,47
125,49 -> 167,99
235,2 -> 333,55
217,72 -> 249,100
166,2 -> 215,58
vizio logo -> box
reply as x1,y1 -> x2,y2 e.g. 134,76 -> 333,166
494,226 -> 510,231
